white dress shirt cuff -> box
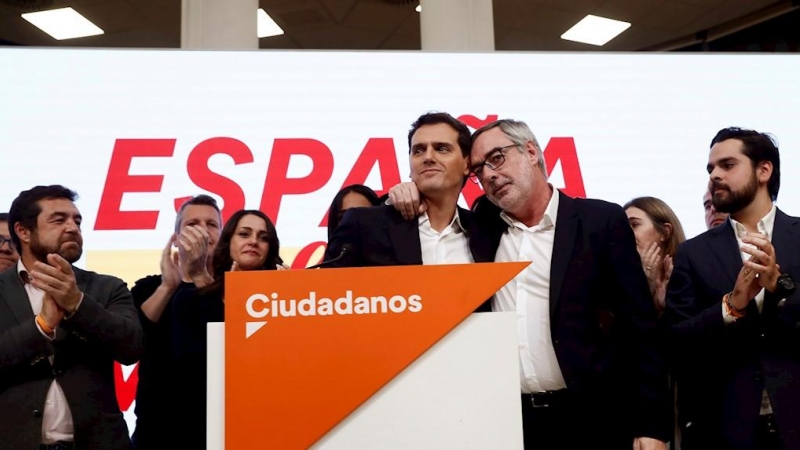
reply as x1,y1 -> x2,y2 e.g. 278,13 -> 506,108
63,293 -> 84,320
722,302 -> 736,324
35,318 -> 56,341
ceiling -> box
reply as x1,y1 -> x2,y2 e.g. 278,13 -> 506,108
0,0 -> 788,51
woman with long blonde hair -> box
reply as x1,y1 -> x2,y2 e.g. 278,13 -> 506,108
624,196 -> 686,315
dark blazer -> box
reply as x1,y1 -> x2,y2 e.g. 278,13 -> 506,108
130,276 -> 196,450
664,209 -> 800,450
167,285 -> 225,450
0,265 -> 144,450
324,205 -> 497,310
481,191 -> 671,443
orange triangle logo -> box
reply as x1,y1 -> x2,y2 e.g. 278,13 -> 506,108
225,262 -> 527,449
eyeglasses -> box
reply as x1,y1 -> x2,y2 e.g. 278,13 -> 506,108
468,144 -> 517,184
0,235 -> 13,250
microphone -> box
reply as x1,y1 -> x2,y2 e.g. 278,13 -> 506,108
306,244 -> 351,269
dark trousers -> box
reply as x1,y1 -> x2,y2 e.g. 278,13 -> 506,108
521,391 -> 631,450
681,414 -> 784,450
754,414 -> 783,450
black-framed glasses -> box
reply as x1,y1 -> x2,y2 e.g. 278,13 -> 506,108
0,235 -> 12,250
468,144 -> 517,184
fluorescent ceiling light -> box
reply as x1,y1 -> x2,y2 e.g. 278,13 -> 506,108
258,8 -> 284,38
560,14 -> 630,46
415,5 -> 421,13
21,7 -> 104,40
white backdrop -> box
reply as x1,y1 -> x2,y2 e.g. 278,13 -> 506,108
2,49 -> 799,254
1,47 -> 799,431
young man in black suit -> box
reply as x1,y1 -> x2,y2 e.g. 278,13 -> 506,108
324,112 -> 496,276
665,127 -> 800,450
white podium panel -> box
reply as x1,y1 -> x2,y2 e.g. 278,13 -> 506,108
208,312 -> 522,449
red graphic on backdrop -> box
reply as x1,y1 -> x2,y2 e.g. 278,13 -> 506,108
114,363 -> 138,411
95,114 -> 585,268
457,114 -> 498,130
317,138 -> 401,227
96,139 -> 175,230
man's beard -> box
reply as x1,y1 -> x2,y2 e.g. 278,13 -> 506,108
712,170 -> 758,214
30,233 -> 82,264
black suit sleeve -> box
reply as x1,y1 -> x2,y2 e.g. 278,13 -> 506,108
59,275 -> 144,365
604,206 -> 671,441
171,286 -> 224,360
664,245 -> 760,353
324,208 -> 363,268
0,319 -> 54,376
776,289 -> 800,337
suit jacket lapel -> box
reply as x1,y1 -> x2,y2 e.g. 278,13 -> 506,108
388,209 -> 423,265
459,207 -> 492,263
549,192 -> 577,319
0,269 -> 34,325
762,209 -> 799,314
771,209 -> 798,275
705,221 -> 742,287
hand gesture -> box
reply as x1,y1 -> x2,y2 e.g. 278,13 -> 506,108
388,182 -> 426,220
178,225 -> 212,281
652,255 -> 673,314
741,233 -> 780,292
39,293 -> 65,331
30,254 -> 83,314
639,242 -> 662,296
160,235 -> 182,289
633,437 -> 667,450
730,232 -> 778,310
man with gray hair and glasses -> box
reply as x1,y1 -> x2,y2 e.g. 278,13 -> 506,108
389,119 -> 670,449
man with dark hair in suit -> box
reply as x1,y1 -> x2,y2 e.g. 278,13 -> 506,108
665,127 -> 800,450
0,212 -> 19,272
390,119 -> 670,449
0,184 -> 143,449
324,112 -> 495,278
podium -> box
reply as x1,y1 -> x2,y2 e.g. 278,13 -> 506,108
207,263 -> 527,449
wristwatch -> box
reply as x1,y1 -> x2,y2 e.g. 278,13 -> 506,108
774,273 -> 796,299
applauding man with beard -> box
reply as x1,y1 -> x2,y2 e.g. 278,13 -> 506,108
665,128 -> 800,450
0,185 -> 143,450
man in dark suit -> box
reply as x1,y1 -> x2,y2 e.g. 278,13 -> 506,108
325,112 -> 496,281
664,127 -> 800,450
389,118 -> 670,449
0,185 -> 144,450
470,119 -> 669,449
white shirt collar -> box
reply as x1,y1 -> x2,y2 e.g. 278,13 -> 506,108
16,259 -> 31,284
418,209 -> 466,234
500,184 -> 560,231
729,203 -> 777,240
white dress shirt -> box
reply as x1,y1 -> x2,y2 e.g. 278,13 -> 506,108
492,187 -> 567,394
17,260 -> 75,444
721,204 -> 777,415
418,211 -> 474,265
